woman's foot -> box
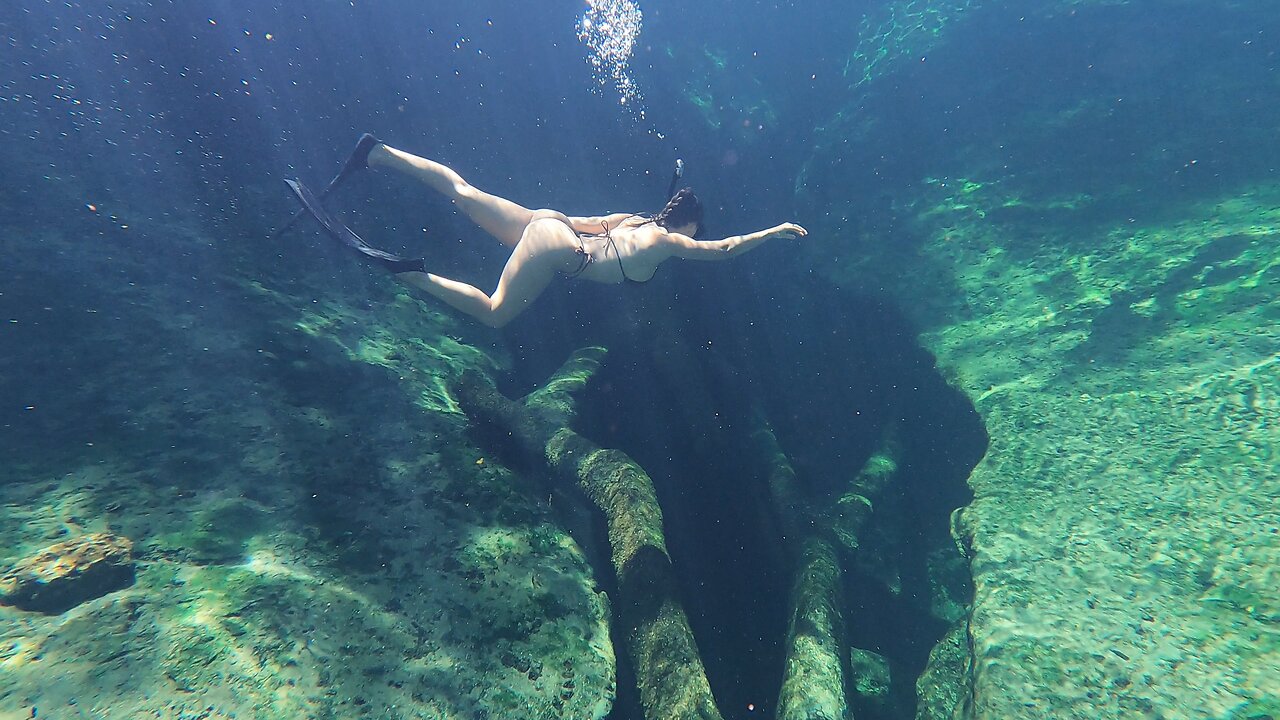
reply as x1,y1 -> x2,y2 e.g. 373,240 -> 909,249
393,270 -> 432,292
328,133 -> 382,190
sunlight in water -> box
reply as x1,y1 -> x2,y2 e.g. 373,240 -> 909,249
577,0 -> 644,113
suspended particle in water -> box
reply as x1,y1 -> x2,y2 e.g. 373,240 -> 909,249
576,0 -> 644,113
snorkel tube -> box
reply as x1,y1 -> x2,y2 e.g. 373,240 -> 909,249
666,158 -> 684,201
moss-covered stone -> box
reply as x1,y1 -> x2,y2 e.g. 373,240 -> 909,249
1,222 -> 613,719
816,164 -> 1280,720
0,533 -> 135,613
914,621 -> 970,720
800,4 -> 1280,716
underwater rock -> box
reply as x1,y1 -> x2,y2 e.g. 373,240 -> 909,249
849,645 -> 890,702
805,18 -> 1280,711
914,620 -> 970,720
0,532 -> 135,613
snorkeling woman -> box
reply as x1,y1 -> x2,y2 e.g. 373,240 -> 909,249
284,134 -> 808,328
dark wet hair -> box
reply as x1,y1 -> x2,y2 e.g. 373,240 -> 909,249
653,187 -> 704,237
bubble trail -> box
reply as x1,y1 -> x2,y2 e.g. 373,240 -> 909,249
576,0 -> 644,114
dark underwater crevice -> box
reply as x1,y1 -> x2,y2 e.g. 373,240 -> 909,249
528,269 -> 988,720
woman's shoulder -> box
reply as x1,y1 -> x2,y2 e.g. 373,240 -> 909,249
618,213 -> 651,227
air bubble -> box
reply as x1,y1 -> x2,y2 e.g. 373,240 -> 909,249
576,0 -> 644,114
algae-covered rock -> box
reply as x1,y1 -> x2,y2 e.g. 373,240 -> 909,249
824,183 -> 1280,719
0,532 -> 135,613
800,4 -> 1280,718
0,222 -> 615,718
849,645 -> 890,702
915,621 -> 970,720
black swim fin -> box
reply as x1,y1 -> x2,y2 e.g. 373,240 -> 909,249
273,133 -> 382,239
283,178 -> 425,274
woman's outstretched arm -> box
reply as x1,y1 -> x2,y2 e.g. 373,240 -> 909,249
665,222 -> 808,260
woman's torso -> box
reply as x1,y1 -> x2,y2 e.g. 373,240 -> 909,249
570,215 -> 669,284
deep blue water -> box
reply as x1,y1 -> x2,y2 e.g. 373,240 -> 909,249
1,1 -> 854,231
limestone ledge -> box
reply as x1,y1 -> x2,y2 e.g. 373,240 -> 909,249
834,184 -> 1280,719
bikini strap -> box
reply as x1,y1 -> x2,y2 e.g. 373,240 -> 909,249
601,220 -> 632,283
566,235 -> 593,279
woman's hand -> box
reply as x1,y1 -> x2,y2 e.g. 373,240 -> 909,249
672,222 -> 809,260
766,222 -> 808,240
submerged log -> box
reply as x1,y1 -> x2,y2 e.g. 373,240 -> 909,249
452,348 -> 723,720
756,416 -> 906,720
779,534 -> 849,720
755,419 -> 851,720
750,417 -> 806,544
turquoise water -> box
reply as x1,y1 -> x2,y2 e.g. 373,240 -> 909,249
2,2 -> 1278,719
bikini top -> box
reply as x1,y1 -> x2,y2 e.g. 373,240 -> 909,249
567,219 -> 647,284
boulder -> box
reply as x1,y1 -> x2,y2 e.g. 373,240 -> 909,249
0,532 -> 135,613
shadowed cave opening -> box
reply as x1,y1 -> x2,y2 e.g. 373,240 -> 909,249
507,276 -> 989,720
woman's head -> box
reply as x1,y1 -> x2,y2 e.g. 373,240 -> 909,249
654,187 -> 703,237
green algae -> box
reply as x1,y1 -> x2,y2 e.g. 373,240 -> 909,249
250,278 -> 499,417
2,222 -> 615,719
157,497 -> 271,563
800,6 -> 1280,710
844,0 -> 979,90
673,43 -> 778,137
1229,697 -> 1280,720
819,174 -> 1280,720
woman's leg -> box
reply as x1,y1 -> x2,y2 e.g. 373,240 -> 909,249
369,144 -> 534,248
394,218 -> 577,328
